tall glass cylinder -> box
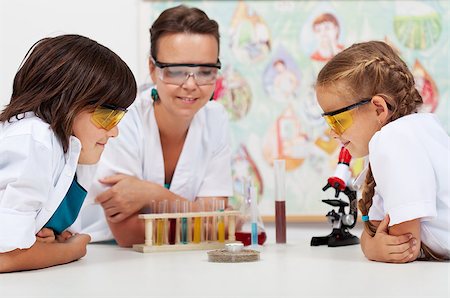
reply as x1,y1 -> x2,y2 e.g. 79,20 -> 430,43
274,159 -> 286,243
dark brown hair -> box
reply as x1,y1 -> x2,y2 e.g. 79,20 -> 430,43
316,41 -> 442,260
149,5 -> 220,60
0,34 -> 137,152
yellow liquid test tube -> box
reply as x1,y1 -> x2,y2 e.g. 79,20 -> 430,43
156,219 -> 164,245
156,199 -> 168,246
193,217 -> 202,243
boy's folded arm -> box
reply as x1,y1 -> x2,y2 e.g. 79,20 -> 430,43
0,233 -> 90,273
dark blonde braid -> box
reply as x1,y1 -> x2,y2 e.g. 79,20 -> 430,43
362,55 -> 423,123
358,165 -> 377,237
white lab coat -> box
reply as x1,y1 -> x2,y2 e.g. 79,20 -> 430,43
75,87 -> 233,241
368,113 -> 450,258
0,113 -> 81,253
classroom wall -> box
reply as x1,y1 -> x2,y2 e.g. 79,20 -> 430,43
0,0 -> 141,108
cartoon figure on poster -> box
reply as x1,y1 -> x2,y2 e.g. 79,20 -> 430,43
230,144 -> 263,209
263,47 -> 301,101
297,78 -> 327,126
310,13 -> 344,62
393,1 -> 442,50
214,66 -> 252,121
263,105 -> 310,171
300,9 -> 345,63
413,60 -> 439,113
229,1 -> 271,63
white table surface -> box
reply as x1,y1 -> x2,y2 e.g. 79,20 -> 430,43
1,223 -> 449,298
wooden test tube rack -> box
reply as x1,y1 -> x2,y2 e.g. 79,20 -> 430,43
133,210 -> 241,253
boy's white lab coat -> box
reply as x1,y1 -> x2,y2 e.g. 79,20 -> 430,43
75,87 -> 233,241
0,113 -> 81,253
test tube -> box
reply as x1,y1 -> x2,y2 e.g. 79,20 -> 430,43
217,200 -> 225,243
168,200 -> 179,245
274,159 -> 286,244
250,185 -> 258,246
193,199 -> 203,244
149,199 -> 157,243
187,201 -> 193,243
156,200 -> 168,246
210,198 -> 218,241
181,201 -> 189,244
149,200 -> 157,213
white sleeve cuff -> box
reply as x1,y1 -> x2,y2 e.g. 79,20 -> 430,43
388,200 -> 437,226
0,208 -> 36,252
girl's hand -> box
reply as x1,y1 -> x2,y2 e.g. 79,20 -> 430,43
361,215 -> 417,263
96,174 -> 154,223
35,228 -> 56,243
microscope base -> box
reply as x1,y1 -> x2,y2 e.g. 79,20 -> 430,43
310,228 -> 360,247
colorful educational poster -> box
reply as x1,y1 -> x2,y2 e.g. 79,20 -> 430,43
139,0 -> 449,219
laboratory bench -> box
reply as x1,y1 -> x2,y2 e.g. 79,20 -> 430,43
1,223 -> 449,298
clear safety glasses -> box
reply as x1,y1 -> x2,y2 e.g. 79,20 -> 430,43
321,98 -> 371,135
153,59 -> 221,86
91,104 -> 127,131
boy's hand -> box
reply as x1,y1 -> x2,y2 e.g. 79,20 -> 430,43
35,228 -> 56,243
56,230 -> 74,242
65,233 -> 91,260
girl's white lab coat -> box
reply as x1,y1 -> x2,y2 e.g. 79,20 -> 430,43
368,113 -> 450,258
0,113 -> 81,253
75,87 -> 233,241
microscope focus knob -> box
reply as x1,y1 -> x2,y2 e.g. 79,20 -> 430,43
342,214 -> 355,226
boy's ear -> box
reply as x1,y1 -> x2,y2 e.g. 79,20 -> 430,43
371,95 -> 389,125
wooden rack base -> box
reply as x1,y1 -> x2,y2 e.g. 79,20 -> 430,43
133,210 -> 241,253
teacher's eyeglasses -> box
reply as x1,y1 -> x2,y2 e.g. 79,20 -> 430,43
153,59 -> 221,86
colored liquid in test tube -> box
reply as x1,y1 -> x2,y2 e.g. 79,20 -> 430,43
181,201 -> 189,244
193,217 -> 202,243
156,200 -> 168,246
217,200 -> 225,243
274,159 -> 287,244
210,198 -> 218,241
168,200 -> 179,245
193,200 -> 203,244
250,185 -> 258,246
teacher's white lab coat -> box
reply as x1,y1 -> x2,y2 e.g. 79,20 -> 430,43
0,113 -> 81,253
75,87 -> 233,242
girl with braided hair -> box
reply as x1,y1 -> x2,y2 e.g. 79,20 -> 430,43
315,41 -> 449,263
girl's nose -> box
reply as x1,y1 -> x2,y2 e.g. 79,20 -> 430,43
329,129 -> 339,139
107,125 -> 119,138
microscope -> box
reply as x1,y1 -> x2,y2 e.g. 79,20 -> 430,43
311,147 -> 360,247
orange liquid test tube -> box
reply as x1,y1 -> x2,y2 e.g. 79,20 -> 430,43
217,200 -> 225,243
193,217 -> 201,243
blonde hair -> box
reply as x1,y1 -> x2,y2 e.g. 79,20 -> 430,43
316,41 -> 444,260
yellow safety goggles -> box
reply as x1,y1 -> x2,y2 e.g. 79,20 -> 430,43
91,104 -> 127,131
322,98 -> 371,135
